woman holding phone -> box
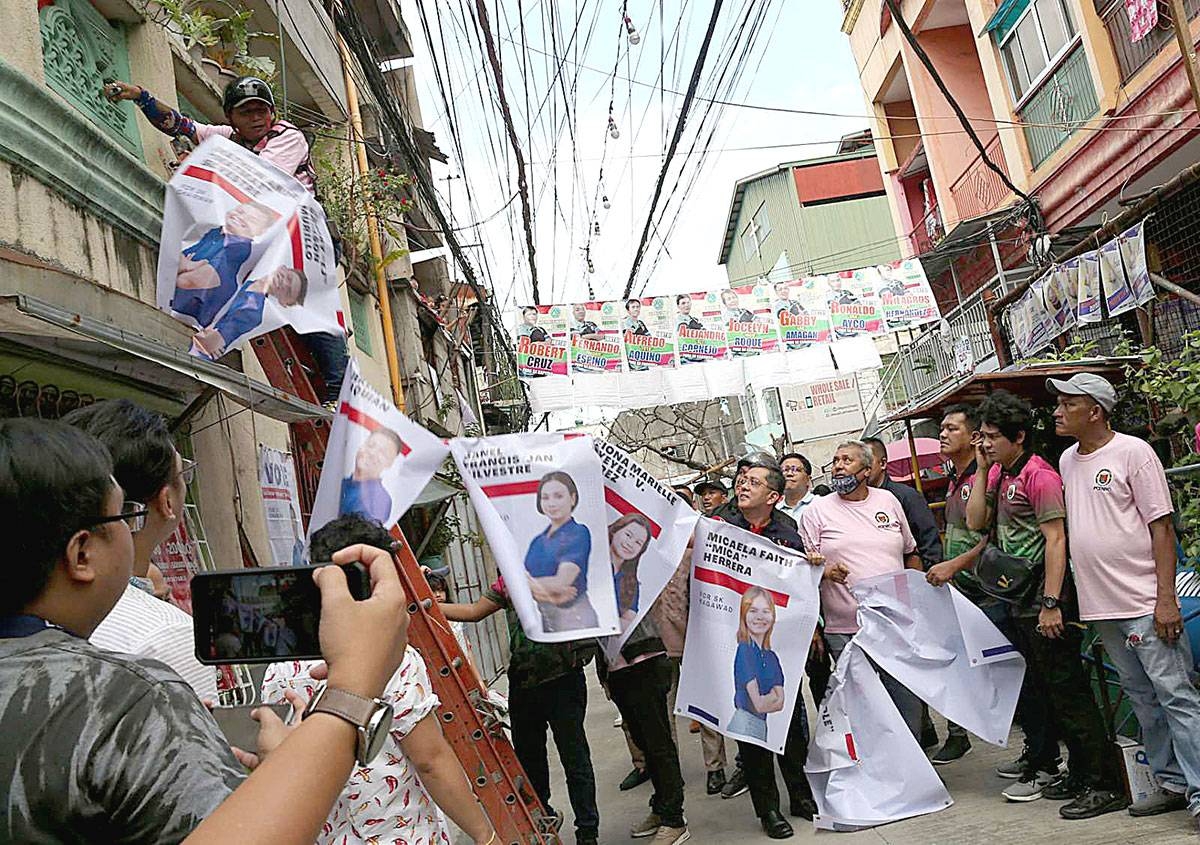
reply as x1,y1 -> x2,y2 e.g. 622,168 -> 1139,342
729,587 -> 785,742
609,513 -> 653,630
524,471 -> 598,633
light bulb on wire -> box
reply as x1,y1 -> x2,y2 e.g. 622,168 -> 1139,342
607,115 -> 620,140
593,221 -> 601,236
602,194 -> 611,209
624,15 -> 640,45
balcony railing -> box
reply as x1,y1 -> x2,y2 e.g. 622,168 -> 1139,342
1097,0 -> 1200,82
908,205 -> 945,256
1017,43 -> 1100,168
949,135 -> 1013,221
895,280 -> 1002,403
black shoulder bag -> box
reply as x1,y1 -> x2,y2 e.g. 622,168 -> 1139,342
975,465 -> 1042,605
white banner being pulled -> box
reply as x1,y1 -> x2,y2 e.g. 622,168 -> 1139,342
450,434 -> 620,642
675,517 -> 821,753
309,360 -> 449,537
158,135 -> 343,359
594,440 -> 699,661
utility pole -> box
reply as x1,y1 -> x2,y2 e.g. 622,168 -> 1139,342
1168,0 -> 1200,116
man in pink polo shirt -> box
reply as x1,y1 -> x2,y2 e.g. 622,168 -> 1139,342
1051,372 -> 1200,832
799,439 -> 923,738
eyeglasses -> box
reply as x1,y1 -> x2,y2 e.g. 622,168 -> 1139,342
178,458 -> 197,486
83,501 -> 149,533
781,466 -> 805,475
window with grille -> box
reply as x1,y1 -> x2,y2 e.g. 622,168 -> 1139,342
997,0 -> 1077,101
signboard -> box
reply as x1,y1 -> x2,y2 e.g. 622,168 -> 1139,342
779,375 -> 866,442
258,445 -> 306,566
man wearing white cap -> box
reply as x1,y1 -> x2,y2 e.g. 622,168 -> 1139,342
1050,372 -> 1200,832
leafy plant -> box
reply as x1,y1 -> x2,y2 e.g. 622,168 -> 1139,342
315,149 -> 414,273
149,1 -> 279,80
1170,453 -> 1200,565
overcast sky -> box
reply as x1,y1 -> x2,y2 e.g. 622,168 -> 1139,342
399,0 -> 869,312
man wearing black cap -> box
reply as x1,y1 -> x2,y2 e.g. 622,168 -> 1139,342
694,479 -> 729,517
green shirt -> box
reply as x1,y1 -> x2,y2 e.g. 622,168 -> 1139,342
485,577 -> 593,689
945,460 -> 987,599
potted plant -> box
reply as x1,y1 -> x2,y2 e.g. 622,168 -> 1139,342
151,0 -> 278,81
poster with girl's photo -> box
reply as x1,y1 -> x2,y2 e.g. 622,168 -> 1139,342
593,441 -> 700,661
721,284 -> 780,357
675,517 -> 822,753
673,292 -> 730,365
514,304 -> 570,377
450,433 -> 619,642
569,301 -> 624,374
775,278 -> 832,349
308,360 -> 449,539
1119,221 -> 1156,305
1076,251 -> 1103,324
1039,264 -> 1077,333
621,296 -> 676,370
1097,238 -> 1137,318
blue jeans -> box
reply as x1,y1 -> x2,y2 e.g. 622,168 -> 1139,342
299,331 -> 348,403
827,632 -> 922,740
1095,615 -> 1200,815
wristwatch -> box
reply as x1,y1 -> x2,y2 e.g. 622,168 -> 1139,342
1041,595 -> 1060,610
302,686 -> 394,766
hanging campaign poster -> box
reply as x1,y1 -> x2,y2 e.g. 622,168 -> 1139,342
1119,221 -> 1157,305
569,301 -> 624,374
258,445 -> 306,567
828,269 -> 884,338
877,259 -> 939,330
721,284 -> 780,357
620,296 -> 676,370
594,440 -> 700,659
309,360 -> 449,537
1008,281 -> 1057,358
676,517 -> 822,753
157,135 -> 343,360
1076,251 -> 1103,324
516,304 -> 569,377
151,520 -> 202,615
775,277 -> 832,349
450,433 -> 620,642
673,292 -> 730,365
1098,237 -> 1137,318
1040,264 -> 1077,333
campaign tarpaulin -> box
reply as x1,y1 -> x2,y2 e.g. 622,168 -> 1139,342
150,521 -> 202,615
877,259 -> 939,330
1119,221 -> 1156,305
621,296 -> 676,370
1077,250 -> 1103,324
722,284 -> 780,357
569,301 -> 624,374
806,641 -> 953,830
1098,238 -> 1137,318
1040,265 -> 1078,334
673,292 -> 729,365
157,135 -> 342,359
258,445 -> 306,566
515,304 -> 569,377
777,277 -> 832,349
676,517 -> 821,753
1008,282 -> 1056,357
450,433 -> 620,642
594,440 -> 700,659
309,360 -> 449,536
828,269 -> 884,338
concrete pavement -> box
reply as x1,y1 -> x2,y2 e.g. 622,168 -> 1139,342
533,669 -> 1198,844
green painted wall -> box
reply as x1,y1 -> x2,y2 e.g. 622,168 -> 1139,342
723,170 -> 805,286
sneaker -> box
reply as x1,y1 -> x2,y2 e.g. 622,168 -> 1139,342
1042,773 -> 1085,801
620,767 -> 651,791
650,825 -> 691,844
931,734 -> 972,766
1060,787 -> 1129,820
721,766 -> 749,799
1128,787 -> 1188,816
1002,769 -> 1058,802
995,746 -> 1031,778
631,812 -> 662,838
706,769 -> 726,795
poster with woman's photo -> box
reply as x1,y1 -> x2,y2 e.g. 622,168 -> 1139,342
673,292 -> 730,365
593,440 -> 700,660
621,296 -> 676,370
1119,221 -> 1156,305
1097,238 -> 1137,318
877,259 -> 939,330
1076,251 -> 1103,324
775,278 -> 832,349
676,517 -> 822,753
722,284 -> 781,357
569,301 -> 624,374
514,304 -> 570,377
827,269 -> 884,338
1039,264 -> 1077,333
450,433 -> 619,642
308,360 -> 450,538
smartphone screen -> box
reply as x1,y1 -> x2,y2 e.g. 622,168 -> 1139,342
191,563 -> 368,665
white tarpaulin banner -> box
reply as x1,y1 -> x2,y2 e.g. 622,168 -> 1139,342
450,433 -> 620,642
594,440 -> 700,660
258,444 -> 306,566
676,517 -> 821,753
157,135 -> 342,359
849,571 -> 1025,746
309,360 -> 449,536
806,642 -> 953,830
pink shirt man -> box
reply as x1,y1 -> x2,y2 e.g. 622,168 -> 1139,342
800,487 -> 916,634
194,123 -> 314,192
1059,432 -> 1174,621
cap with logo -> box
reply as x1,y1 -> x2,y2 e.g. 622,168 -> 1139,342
1045,372 -> 1117,413
223,76 -> 275,113
737,451 -> 782,473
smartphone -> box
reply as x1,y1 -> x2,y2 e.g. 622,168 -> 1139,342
191,563 -> 370,665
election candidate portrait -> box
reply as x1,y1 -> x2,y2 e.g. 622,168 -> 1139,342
191,266 -> 308,359
525,470 -> 599,633
608,512 -> 653,630
338,427 -> 405,525
516,306 -> 549,343
728,587 -> 785,743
